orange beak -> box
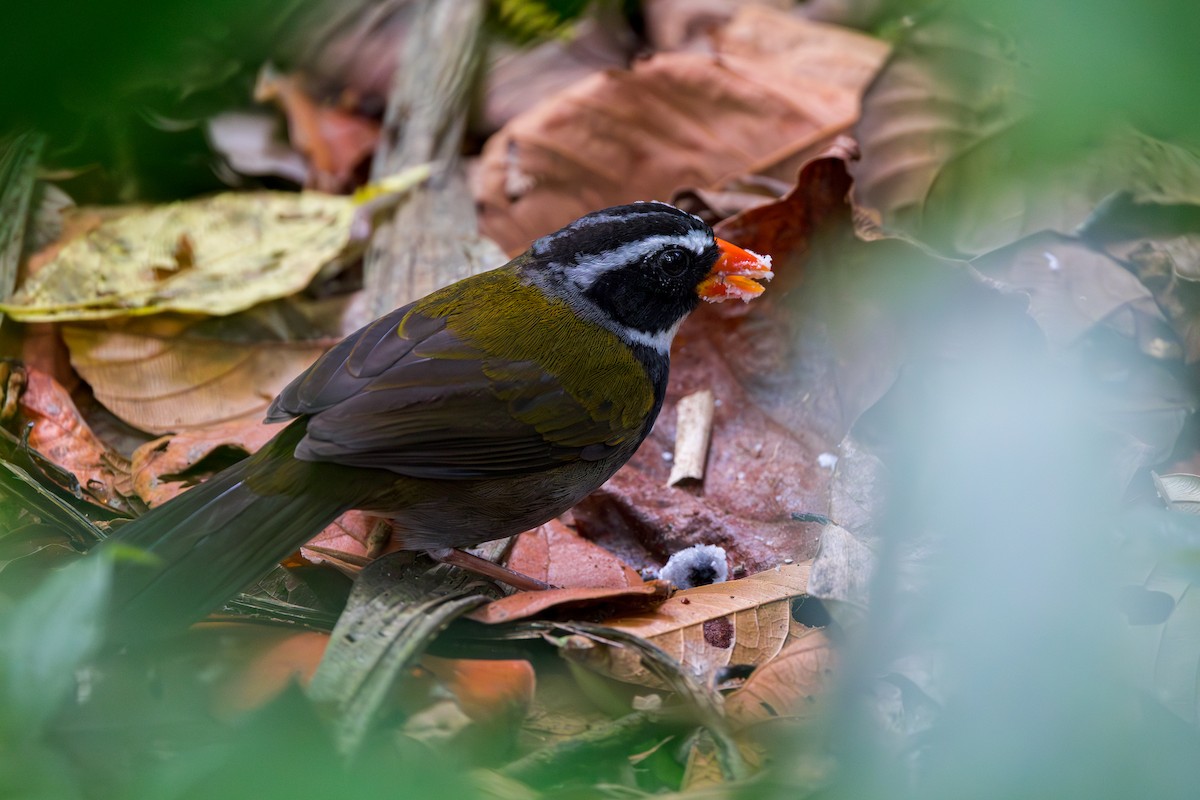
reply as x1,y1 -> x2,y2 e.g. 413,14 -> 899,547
697,238 -> 774,303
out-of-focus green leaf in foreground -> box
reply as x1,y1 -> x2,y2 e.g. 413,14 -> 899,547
0,545 -> 475,800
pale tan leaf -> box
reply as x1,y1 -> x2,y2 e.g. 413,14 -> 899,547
2,191 -> 362,322
567,563 -> 810,687
476,8 -> 887,253
61,305 -> 346,434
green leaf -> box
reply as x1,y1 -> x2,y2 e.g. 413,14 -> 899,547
306,553 -> 495,755
0,553 -> 113,740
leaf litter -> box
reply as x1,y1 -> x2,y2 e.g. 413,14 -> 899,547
5,3 -> 1200,798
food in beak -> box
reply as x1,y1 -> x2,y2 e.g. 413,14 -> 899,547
698,239 -> 774,302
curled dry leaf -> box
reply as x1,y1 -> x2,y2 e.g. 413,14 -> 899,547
505,519 -> 642,589
1,191 -> 364,322
130,417 -> 281,506
564,563 -> 810,688
1153,473 -> 1200,515
972,232 -> 1164,350
724,628 -> 834,729
254,68 -> 381,192
16,366 -> 135,512
476,7 -> 888,253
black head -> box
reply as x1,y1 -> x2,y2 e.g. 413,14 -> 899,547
524,202 -> 721,349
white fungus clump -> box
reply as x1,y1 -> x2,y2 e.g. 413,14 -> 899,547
659,544 -> 729,589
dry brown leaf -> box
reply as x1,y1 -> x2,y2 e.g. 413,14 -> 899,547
570,156 -> 859,575
130,417 -> 282,506
481,14 -> 637,133
475,7 -> 887,253
129,417 -> 384,562
299,510 -> 392,566
467,582 -> 669,625
724,628 -> 834,729
848,14 -> 1027,255
255,68 -> 380,192
643,0 -> 792,52
506,519 -> 641,589
62,312 -> 336,435
972,232 -> 1162,351
716,144 -> 857,296
422,656 -> 536,726
17,366 -> 135,511
566,563 -> 810,687
194,626 -> 329,719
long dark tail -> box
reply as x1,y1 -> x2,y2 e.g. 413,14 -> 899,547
103,424 -> 353,641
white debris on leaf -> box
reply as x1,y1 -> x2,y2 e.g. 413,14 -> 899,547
659,544 -> 728,589
817,452 -> 838,469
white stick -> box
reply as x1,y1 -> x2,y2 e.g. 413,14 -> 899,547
668,389 -> 715,487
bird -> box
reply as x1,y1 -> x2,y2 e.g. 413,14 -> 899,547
101,201 -> 773,640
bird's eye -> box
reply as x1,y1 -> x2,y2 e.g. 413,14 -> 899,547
654,247 -> 690,277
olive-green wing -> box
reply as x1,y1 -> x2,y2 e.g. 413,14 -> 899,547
266,303 -> 635,480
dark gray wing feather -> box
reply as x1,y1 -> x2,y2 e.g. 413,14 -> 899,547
265,306 -> 626,480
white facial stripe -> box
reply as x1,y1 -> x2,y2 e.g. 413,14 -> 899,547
614,317 -> 685,355
568,229 -> 713,290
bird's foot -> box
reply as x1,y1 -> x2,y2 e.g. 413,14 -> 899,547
426,547 -> 552,592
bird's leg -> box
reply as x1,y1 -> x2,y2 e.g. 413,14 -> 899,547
426,547 -> 552,592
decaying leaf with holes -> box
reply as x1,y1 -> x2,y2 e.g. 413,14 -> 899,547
563,563 -> 812,688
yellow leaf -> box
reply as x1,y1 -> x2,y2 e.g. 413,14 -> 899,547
2,191 -> 359,322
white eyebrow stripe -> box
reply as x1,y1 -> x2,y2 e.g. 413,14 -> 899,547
567,229 -> 713,289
